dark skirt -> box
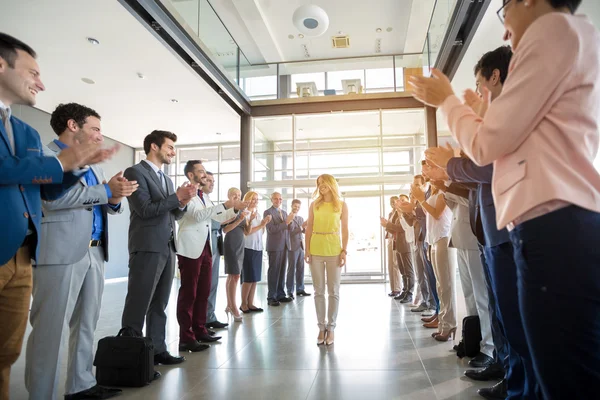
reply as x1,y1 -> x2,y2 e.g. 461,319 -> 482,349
242,248 -> 262,283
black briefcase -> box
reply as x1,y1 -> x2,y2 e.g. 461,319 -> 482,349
462,315 -> 482,358
93,329 -> 154,387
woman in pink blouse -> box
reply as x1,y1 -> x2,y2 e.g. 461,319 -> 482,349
409,1 -> 599,398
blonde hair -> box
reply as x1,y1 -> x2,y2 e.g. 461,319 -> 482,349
312,174 -> 343,212
243,190 -> 258,202
228,187 -> 241,198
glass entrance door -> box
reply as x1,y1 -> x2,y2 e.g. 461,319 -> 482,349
341,195 -> 384,280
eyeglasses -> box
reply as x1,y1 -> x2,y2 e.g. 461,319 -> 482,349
496,0 -> 513,24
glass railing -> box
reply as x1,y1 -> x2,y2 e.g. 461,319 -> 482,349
160,0 -> 458,101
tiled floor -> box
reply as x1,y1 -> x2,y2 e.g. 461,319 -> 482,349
10,279 -> 496,399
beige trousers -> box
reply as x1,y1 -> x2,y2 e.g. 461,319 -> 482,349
387,241 -> 401,293
431,237 -> 456,333
309,255 -> 342,332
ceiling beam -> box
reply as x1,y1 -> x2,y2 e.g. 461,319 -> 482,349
434,0 -> 492,79
119,0 -> 252,115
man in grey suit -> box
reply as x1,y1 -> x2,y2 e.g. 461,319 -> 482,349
25,103 -> 138,400
121,130 -> 196,368
287,199 -> 311,299
264,192 -> 293,306
381,205 -> 415,304
442,183 -> 495,368
203,172 -> 228,330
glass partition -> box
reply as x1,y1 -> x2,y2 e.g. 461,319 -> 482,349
160,0 -> 455,101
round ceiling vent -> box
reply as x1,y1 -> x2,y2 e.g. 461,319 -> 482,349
292,5 -> 329,37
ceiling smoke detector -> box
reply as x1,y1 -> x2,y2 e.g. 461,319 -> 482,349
292,5 -> 329,37
332,35 -> 350,49
81,78 -> 95,84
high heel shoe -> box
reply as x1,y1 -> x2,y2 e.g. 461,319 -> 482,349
225,307 -> 243,322
325,330 -> 334,346
317,330 -> 326,345
434,327 -> 457,342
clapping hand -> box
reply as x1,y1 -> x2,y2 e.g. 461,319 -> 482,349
262,214 -> 272,225
410,183 -> 426,202
104,171 -> 138,205
380,217 -> 388,228
176,182 -> 196,206
408,69 -> 455,107
424,144 -> 455,168
463,86 -> 491,118
422,162 -> 449,181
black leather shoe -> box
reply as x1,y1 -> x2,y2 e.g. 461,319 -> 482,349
179,341 -> 210,352
154,351 -> 185,365
153,370 -> 161,381
469,352 -> 495,368
278,297 -> 293,303
394,291 -> 407,301
207,329 -> 216,336
197,333 -> 221,342
400,295 -> 413,304
64,385 -> 122,400
206,320 -> 228,329
297,290 -> 312,296
288,294 -> 295,300
249,306 -> 264,312
465,362 -> 505,381
478,379 -> 507,400
268,299 -> 280,306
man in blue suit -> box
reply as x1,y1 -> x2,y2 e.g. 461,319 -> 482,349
0,33 -> 116,398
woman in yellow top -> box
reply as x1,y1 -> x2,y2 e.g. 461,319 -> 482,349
305,174 -> 349,346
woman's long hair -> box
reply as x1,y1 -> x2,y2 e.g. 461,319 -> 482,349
312,174 -> 343,212
243,191 -> 258,208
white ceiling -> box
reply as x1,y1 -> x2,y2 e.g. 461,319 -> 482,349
0,0 -> 241,148
205,0 -> 436,67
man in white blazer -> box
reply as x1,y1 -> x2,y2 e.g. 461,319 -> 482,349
176,160 -> 246,352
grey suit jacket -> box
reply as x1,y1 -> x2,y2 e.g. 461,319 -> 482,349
124,161 -> 186,254
288,215 -> 305,252
263,206 -> 290,252
445,192 -> 479,251
38,141 -> 123,265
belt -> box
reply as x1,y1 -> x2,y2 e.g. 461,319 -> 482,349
313,231 -> 339,235
89,240 -> 102,247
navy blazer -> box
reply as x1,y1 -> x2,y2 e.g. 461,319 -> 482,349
0,115 -> 80,265
446,157 -> 509,248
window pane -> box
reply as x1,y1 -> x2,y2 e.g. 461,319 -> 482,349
218,173 -> 241,202
326,70 -> 364,91
179,147 -> 219,175
241,76 -> 277,98
254,117 -> 292,152
220,145 -> 240,173
365,68 -> 394,89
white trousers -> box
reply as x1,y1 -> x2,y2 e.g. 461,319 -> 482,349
309,255 -> 342,332
456,248 -> 495,357
25,247 -> 105,399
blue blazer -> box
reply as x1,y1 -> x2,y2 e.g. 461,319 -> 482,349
446,157 -> 509,248
0,115 -> 80,265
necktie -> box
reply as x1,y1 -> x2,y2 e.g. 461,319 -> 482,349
158,170 -> 168,193
0,108 -> 14,155
198,190 -> 206,205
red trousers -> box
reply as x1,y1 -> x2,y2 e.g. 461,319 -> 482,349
176,240 -> 212,343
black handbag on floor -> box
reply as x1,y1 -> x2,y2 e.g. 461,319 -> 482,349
462,315 -> 482,358
94,329 -> 154,387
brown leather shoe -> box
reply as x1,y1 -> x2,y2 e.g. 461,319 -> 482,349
423,319 -> 439,329
421,313 -> 438,323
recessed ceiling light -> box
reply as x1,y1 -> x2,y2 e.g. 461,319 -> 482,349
81,78 -> 95,84
288,34 -> 295,39
386,27 -> 393,32
216,132 -> 222,135
170,99 -> 178,103
298,34 -> 304,38
376,28 -> 382,33
87,37 -> 100,45
137,73 -> 146,79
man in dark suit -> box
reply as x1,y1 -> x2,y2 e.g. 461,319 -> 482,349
264,192 -> 293,306
121,130 -> 196,369
0,33 -> 116,398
